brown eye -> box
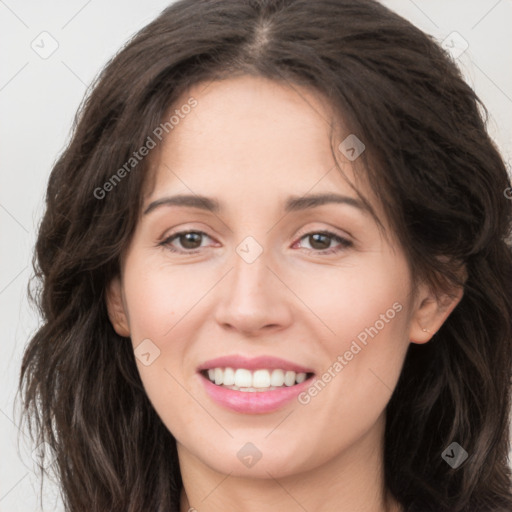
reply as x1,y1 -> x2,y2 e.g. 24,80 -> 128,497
160,231 -> 213,253
308,233 -> 331,250
295,231 -> 353,255
177,232 -> 203,249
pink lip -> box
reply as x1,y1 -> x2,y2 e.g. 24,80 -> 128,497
197,354 -> 314,374
198,372 -> 315,414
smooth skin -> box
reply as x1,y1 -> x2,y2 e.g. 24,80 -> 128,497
106,75 -> 462,512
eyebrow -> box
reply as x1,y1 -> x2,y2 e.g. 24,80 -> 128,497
143,192 -> 367,216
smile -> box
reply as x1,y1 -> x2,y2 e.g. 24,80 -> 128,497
201,367 -> 312,391
196,355 -> 316,414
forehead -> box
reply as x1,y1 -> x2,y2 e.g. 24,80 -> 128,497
133,76 -> 396,252
140,75 -> 389,237
145,75 -> 353,193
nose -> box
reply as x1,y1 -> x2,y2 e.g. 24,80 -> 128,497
214,243 -> 293,336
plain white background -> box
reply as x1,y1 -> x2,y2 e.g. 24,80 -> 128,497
1,1 -> 511,510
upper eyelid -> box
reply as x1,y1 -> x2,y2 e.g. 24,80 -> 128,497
161,219 -> 354,239
294,225 -> 353,241
161,226 -> 353,249
161,224 -> 352,240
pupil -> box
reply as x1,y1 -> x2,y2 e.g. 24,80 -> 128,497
179,233 -> 331,250
182,232 -> 201,249
310,233 -> 329,250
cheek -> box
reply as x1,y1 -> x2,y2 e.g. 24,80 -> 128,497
121,258 -> 218,409
288,306 -> 410,470
291,250 -> 410,343
122,259 -> 210,340
292,253 -> 411,419
121,260 -> 205,434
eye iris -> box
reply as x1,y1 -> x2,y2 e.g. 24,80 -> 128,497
309,233 -> 330,250
180,232 -> 202,249
170,231 -> 339,252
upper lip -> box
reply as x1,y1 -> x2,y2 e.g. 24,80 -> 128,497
197,355 -> 315,374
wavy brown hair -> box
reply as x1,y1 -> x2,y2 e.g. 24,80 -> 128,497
17,0 -> 512,511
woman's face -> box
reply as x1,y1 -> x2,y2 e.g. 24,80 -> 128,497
107,75 -> 447,479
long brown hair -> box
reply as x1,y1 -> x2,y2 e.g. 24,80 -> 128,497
17,0 -> 512,510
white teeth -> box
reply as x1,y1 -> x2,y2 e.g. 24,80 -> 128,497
295,372 -> 306,383
253,369 -> 271,388
203,367 -> 309,389
284,370 -> 296,386
234,369 -> 252,388
270,369 -> 285,387
223,367 -> 235,386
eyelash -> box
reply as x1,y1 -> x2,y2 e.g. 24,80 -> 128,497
158,229 -> 353,255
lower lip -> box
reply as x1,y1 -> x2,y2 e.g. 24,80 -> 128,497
199,372 -> 315,414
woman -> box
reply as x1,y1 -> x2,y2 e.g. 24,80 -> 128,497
18,0 -> 512,510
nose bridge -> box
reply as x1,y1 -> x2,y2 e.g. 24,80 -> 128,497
214,233 -> 291,333
230,234 -> 276,302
